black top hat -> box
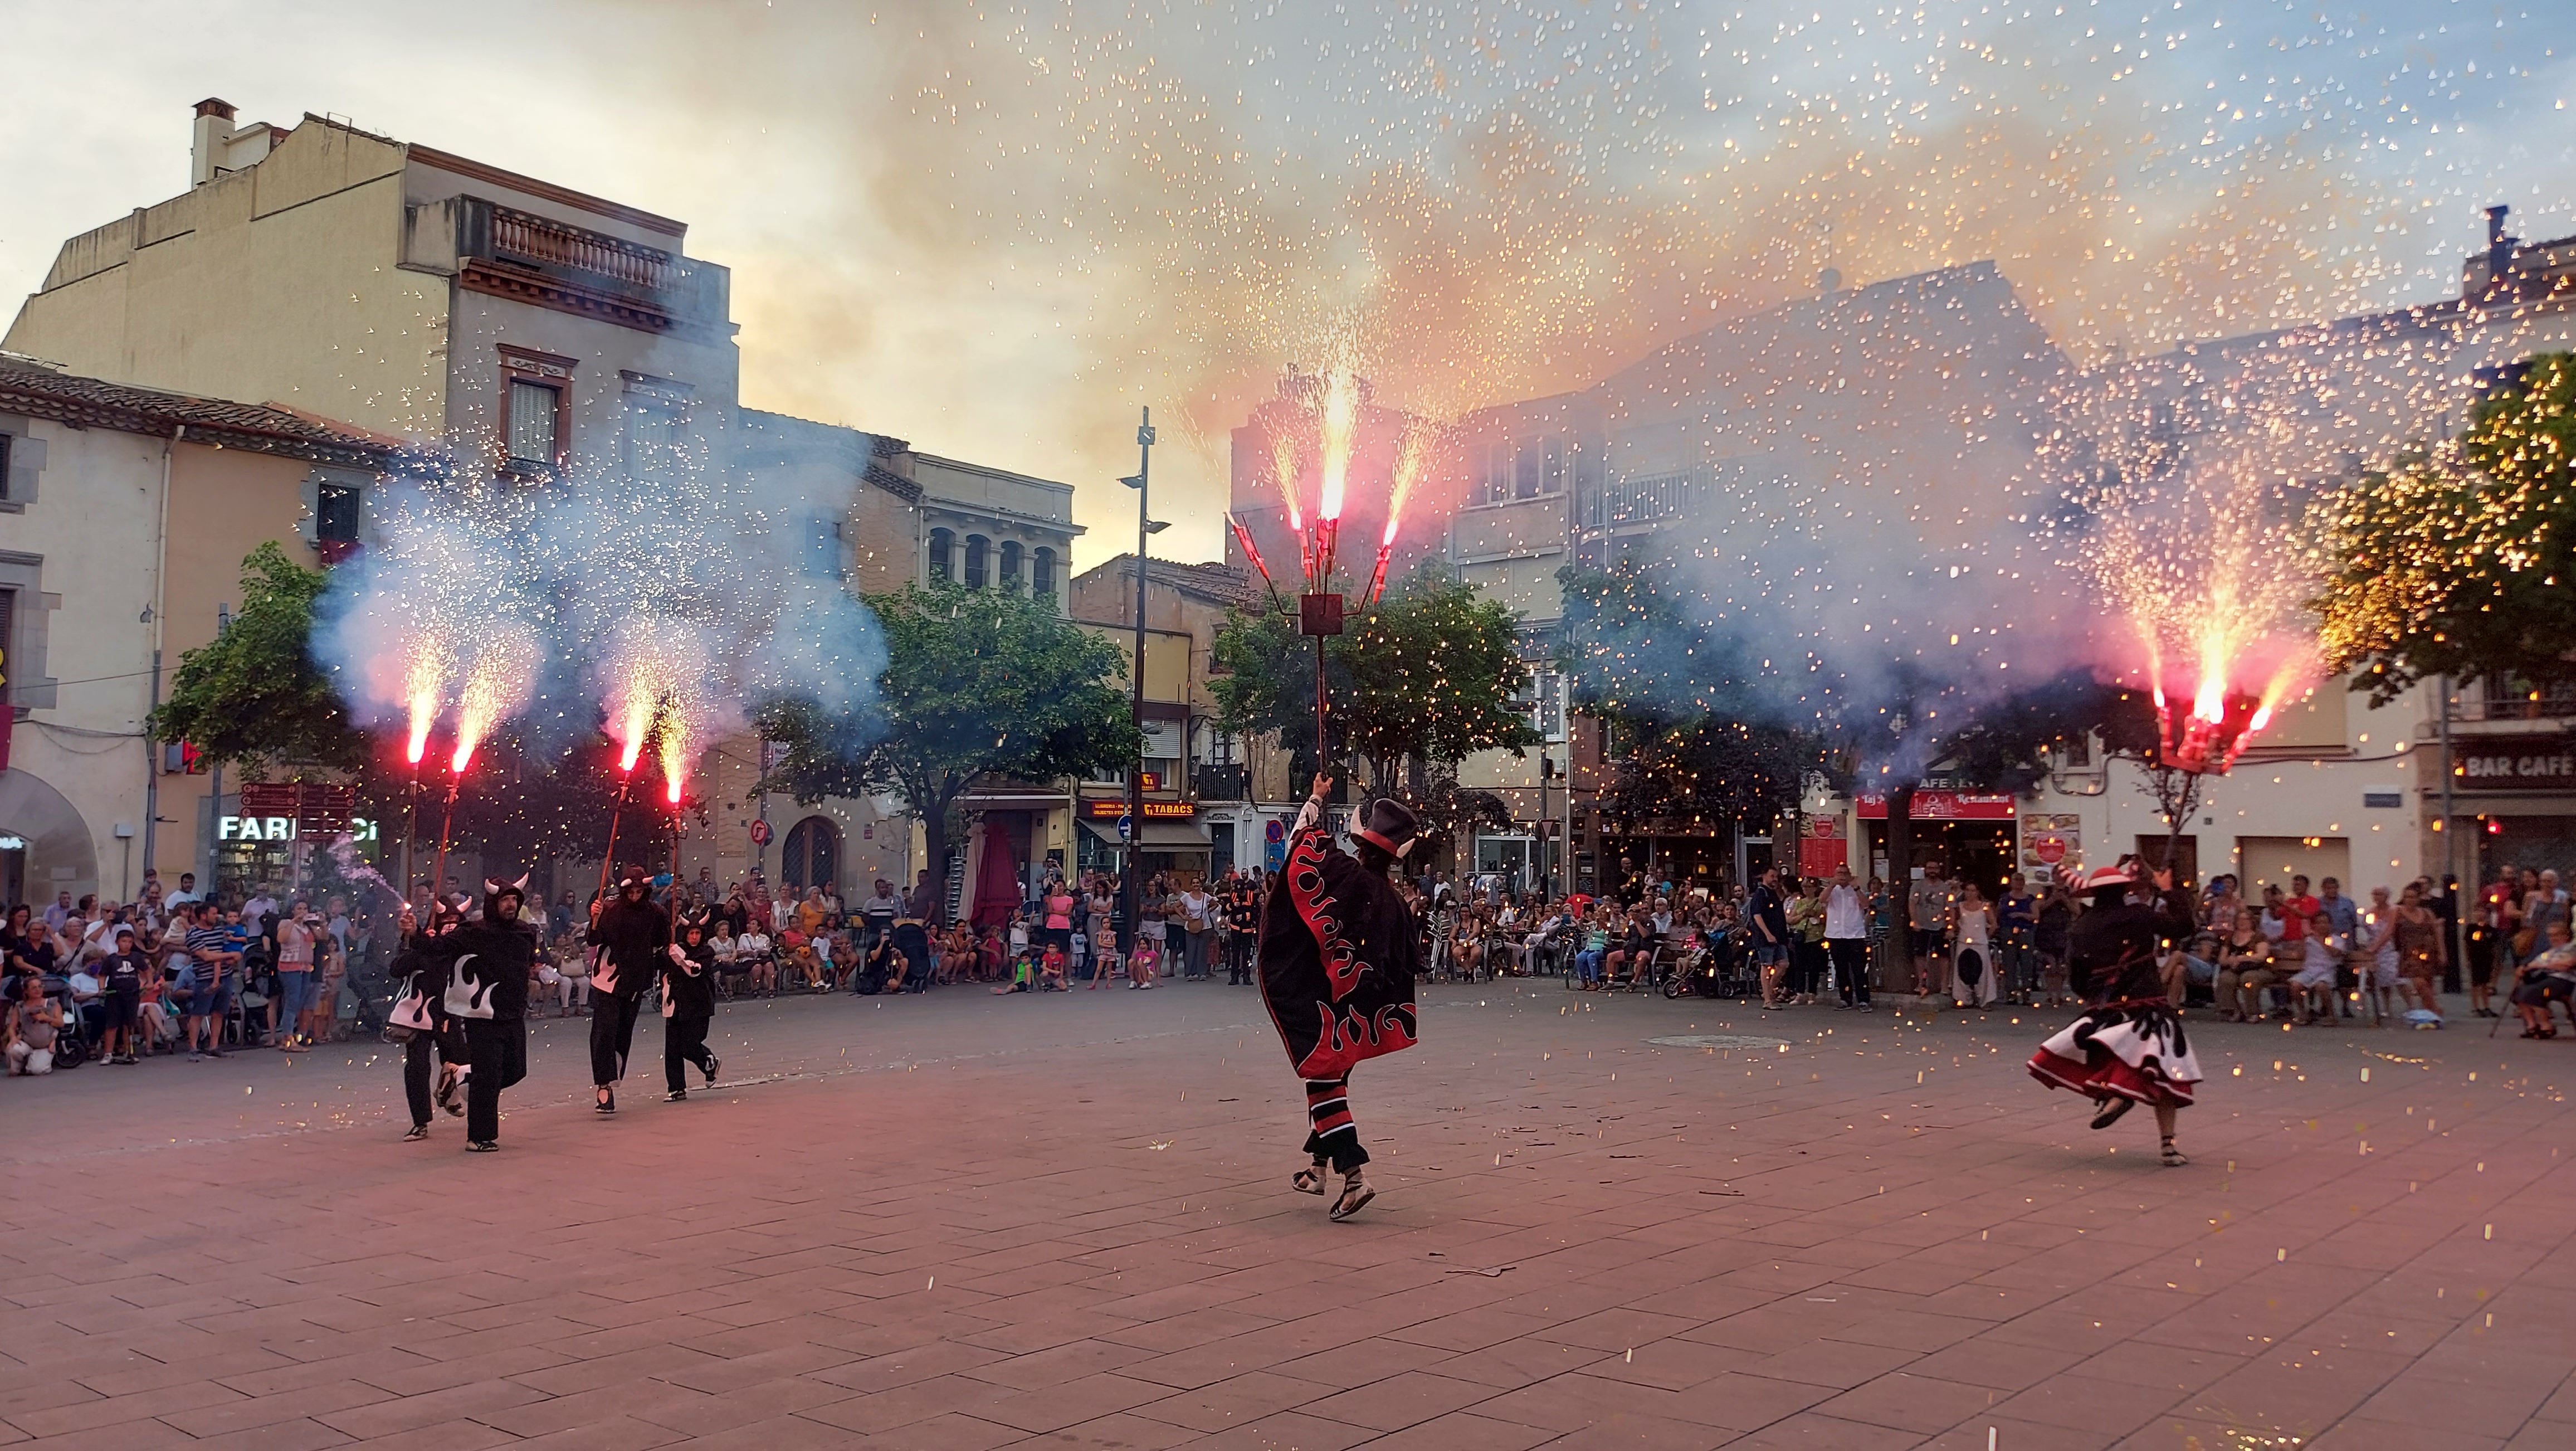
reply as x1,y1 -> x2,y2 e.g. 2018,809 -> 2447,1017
1350,798 -> 1421,858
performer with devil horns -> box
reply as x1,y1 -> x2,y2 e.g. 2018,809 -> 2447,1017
386,900 -> 468,1140
2027,860 -> 2203,1166
588,864 -> 670,1116
1258,775 -> 1423,1221
436,874 -> 538,1152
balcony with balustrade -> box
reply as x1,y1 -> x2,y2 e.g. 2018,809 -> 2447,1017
446,198 -> 728,335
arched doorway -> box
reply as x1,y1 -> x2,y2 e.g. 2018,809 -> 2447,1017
0,767 -> 98,902
781,815 -> 841,895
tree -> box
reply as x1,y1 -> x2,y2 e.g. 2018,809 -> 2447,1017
2319,350 -> 2576,704
151,542 -> 368,775
1559,559 -> 2156,884
758,581 -> 1138,923
1557,561 -> 1842,852
1210,566 -> 1539,791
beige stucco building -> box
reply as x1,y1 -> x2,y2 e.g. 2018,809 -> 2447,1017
0,357 -> 391,906
7,98 -> 1097,914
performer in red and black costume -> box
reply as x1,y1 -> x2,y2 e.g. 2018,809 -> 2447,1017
1258,775 -> 1423,1221
2028,861 -> 2203,1166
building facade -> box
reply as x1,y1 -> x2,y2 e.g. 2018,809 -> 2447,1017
1065,556 -> 1291,882
0,356 -> 391,905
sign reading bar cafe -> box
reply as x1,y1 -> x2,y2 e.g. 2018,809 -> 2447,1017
2455,742 -> 2576,793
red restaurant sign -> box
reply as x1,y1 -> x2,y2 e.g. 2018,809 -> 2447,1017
1855,791 -> 2017,821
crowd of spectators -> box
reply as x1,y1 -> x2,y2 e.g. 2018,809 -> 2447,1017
2,869 -> 375,1073
12,854 -> 2572,1078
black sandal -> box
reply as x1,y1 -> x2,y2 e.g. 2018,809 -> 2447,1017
2090,1098 -> 2134,1131
1291,1162 -> 1330,1195
402,1124 -> 428,1141
596,1088 -> 617,1115
2160,1138 -> 2188,1167
1328,1171 -> 1375,1221
466,1140 -> 499,1153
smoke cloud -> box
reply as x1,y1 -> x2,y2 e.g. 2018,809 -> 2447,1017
316,418 -> 888,790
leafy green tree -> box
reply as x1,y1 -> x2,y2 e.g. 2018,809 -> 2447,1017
758,582 -> 1138,923
2319,351 -> 2576,703
1209,566 -> 1539,791
150,542 -> 367,775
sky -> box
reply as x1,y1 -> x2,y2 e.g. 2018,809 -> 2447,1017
5,0 -> 2573,568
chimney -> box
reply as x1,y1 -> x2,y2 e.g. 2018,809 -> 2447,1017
2477,203 -> 2521,303
191,98 -> 237,187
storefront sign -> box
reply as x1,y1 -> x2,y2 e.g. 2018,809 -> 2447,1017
219,815 -> 380,843
2454,743 -> 2576,792
1855,791 -> 2017,820
1084,798 -> 1195,820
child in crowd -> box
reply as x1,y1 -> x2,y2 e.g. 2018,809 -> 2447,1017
1038,940 -> 1068,991
1129,935 -> 1161,989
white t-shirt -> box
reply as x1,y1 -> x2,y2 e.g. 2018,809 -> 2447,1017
1824,885 -> 1866,939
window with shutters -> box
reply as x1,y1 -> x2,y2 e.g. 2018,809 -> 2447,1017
506,379 -> 562,467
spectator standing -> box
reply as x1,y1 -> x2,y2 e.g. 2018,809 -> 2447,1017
1786,879 -> 1827,1004
2393,883 -> 2448,1020
1824,866 -> 1871,1011
181,903 -> 239,1058
1997,873 -> 2038,1002
1951,880 -> 1999,1007
2316,878 -> 2362,1018
1179,881 -> 1215,980
1909,864 -> 1956,997
99,926 -> 146,1064
274,900 -> 317,1052
1748,867 -> 1790,1006
1224,873 -> 1262,985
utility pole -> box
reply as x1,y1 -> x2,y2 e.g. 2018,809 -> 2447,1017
2438,674 -> 2460,993
203,603 -> 231,893
1120,408 -> 1155,958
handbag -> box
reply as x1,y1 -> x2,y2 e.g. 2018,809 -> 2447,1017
2514,927 -> 2539,957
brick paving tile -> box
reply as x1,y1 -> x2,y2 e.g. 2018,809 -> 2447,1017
1131,1369 -> 1335,1431
1186,1409 -> 1384,1451
172,1414 -> 353,1451
1812,1371 -> 2004,1434
506,1414 -> 693,1451
1526,1408 -> 1741,1449
1296,1369 -> 1499,1431
972,1370 -> 1178,1433
4,1379 -> 241,1439
1912,1416 -> 2116,1450
1358,1410 -> 1562,1450
1718,1411 -> 1925,1449
5,986 -> 2572,1450
2307,1420 -> 2509,1451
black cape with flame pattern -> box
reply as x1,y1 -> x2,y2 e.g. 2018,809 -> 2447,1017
1257,821 -> 1421,1079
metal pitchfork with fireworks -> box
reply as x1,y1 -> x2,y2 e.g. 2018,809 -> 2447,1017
1223,368 -> 1437,774
402,629 -> 536,914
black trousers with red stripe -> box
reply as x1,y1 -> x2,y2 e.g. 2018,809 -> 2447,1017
1303,1077 -> 1368,1173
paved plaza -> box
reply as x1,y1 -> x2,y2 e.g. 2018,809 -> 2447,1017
3,981 -> 2572,1451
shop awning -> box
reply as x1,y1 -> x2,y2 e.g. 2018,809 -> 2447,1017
1077,819 -> 1212,851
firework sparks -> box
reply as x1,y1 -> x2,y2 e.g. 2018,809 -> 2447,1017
402,631 -> 452,767
1316,365 -> 1359,525
450,626 -> 538,774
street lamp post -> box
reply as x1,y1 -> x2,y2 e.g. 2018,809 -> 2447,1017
1120,408 -> 1158,960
